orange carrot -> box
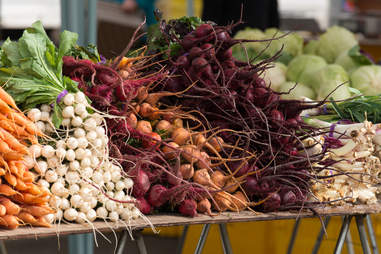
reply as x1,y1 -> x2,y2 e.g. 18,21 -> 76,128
1,215 -> 20,229
13,162 -> 26,178
25,183 -> 42,196
2,152 -> 24,161
0,168 -> 6,176
7,112 -> 43,137
0,184 -> 18,196
0,127 -> 28,154
22,205 -> 53,217
4,172 -> 17,187
0,99 -> 12,115
0,205 -> 6,217
34,217 -> 51,228
0,197 -> 20,215
0,140 -> 13,154
22,171 -> 35,183
17,212 -> 37,224
0,87 -> 20,111
15,178 -> 28,191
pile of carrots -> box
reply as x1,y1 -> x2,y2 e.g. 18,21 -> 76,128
0,88 -> 53,229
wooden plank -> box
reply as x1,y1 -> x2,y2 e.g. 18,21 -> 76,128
0,204 -> 380,241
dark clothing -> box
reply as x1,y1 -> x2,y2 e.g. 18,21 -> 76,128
202,0 -> 279,33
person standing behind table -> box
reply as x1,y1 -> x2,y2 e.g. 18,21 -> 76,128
117,0 -> 158,26
202,0 -> 280,34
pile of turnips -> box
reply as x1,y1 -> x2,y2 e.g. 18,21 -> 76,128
27,91 -> 143,224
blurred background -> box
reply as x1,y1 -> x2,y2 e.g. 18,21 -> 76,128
2,0 -> 381,253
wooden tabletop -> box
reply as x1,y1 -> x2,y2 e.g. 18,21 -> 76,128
0,204 -> 380,241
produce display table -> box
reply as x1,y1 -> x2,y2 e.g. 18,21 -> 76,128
0,204 -> 379,254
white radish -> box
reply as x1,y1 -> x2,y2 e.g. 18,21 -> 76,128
124,178 -> 134,189
37,179 -> 50,189
62,118 -> 71,127
84,149 -> 92,158
90,156 -> 100,168
87,209 -> 97,222
89,197 -> 98,209
77,137 -> 89,149
50,182 -> 64,195
81,167 -> 93,179
79,202 -> 91,213
62,106 -> 74,118
65,149 -> 76,161
47,156 -> 60,168
55,147 -> 66,159
66,137 -> 79,150
45,123 -> 54,134
63,93 -> 75,106
84,118 -> 97,131
29,144 -> 42,158
76,212 -> 87,224
40,111 -> 50,121
92,139 -> 103,148
80,157 -> 91,168
56,140 -> 66,149
69,160 -> 80,171
71,116 -> 83,127
45,170 -> 58,183
74,103 -> 87,116
69,184 -> 80,195
109,211 -> 119,222
86,131 -> 97,141
75,92 -> 87,104
92,171 -> 103,184
35,121 -> 46,132
44,214 -> 55,224
75,148 -> 86,160
55,209 -> 63,220
74,128 -> 86,138
56,165 -> 68,176
40,104 -> 52,113
115,181 -> 125,191
27,108 -> 41,122
80,111 -> 89,119
41,145 -> 55,158
64,208 -> 78,221
23,155 -> 35,169
66,171 -> 80,184
106,182 -> 115,191
60,199 -> 70,210
103,171 -> 111,182
35,160 -> 48,175
96,207 -> 108,219
95,127 -> 105,137
70,194 -> 82,208
111,171 -> 121,182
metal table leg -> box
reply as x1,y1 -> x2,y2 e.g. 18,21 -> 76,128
355,215 -> 372,254
116,231 -> 129,254
219,224 -> 233,254
177,225 -> 189,254
334,215 -> 352,254
194,224 -> 211,254
0,240 -> 7,254
287,217 -> 301,254
311,217 -> 331,254
345,227 -> 355,254
134,230 -> 148,254
68,233 -> 94,254
366,215 -> 379,254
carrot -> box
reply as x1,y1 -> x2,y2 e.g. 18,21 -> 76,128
34,217 -> 51,228
17,212 -> 37,224
22,205 -> 53,217
2,151 -> 24,161
0,128 -> 29,154
0,184 -> 18,196
0,205 -> 6,217
0,87 -> 20,111
0,197 -> 20,215
0,140 -> 13,154
13,162 -> 26,178
0,157 -> 10,172
25,183 -> 42,196
15,178 -> 28,191
0,120 -> 15,133
7,112 -> 43,137
4,172 -> 17,187
1,215 -> 20,229
0,99 -> 13,115
22,171 -> 35,183
14,193 -> 48,205
0,168 -> 6,176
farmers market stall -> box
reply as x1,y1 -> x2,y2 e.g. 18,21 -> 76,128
2,7 -> 381,254
0,205 -> 379,254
